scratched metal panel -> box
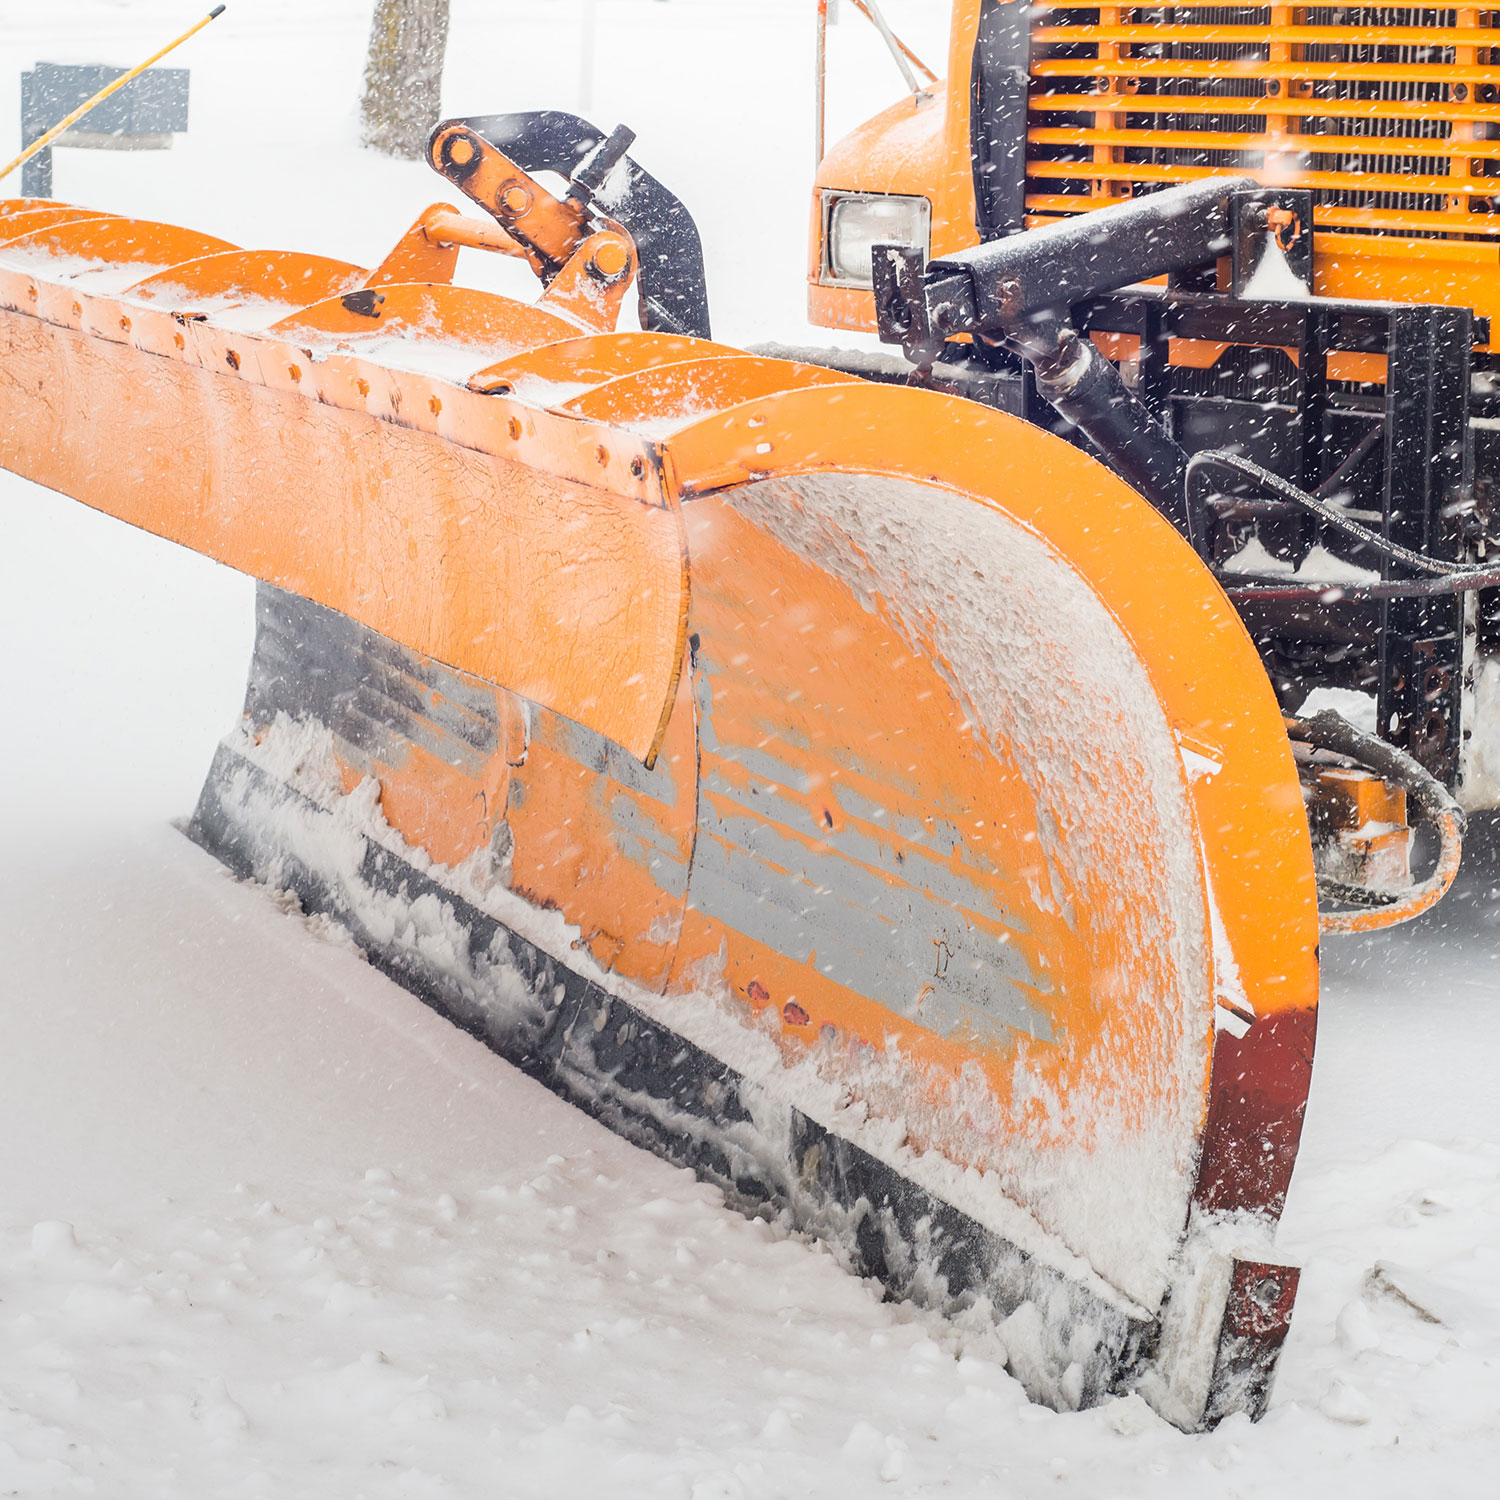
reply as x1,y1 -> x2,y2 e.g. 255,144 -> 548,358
246,584 -> 500,775
521,707 -> 692,901
687,653 -> 1052,1047
185,737 -> 1151,1416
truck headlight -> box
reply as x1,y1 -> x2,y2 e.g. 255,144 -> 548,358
823,193 -> 931,288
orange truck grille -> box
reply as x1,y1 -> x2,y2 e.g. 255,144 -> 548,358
1027,4 -> 1500,238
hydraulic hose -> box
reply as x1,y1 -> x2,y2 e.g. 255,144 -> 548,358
1230,566 -> 1500,604
1286,710 -> 1466,934
1190,450 -> 1500,602
1190,450 -> 1464,577
1007,319 -> 1194,542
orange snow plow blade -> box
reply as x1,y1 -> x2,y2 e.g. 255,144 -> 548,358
0,122 -> 1317,1432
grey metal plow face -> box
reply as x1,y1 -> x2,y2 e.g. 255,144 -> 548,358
184,583 -> 1298,1430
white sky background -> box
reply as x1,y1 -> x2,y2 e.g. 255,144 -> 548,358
0,0 -> 953,341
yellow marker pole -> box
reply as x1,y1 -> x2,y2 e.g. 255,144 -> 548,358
0,5 -> 227,187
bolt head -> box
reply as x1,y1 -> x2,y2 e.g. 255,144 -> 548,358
1251,1275 -> 1282,1309
499,184 -> 532,217
589,239 -> 631,280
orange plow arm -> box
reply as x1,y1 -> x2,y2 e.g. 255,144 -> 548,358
0,159 -> 1317,1431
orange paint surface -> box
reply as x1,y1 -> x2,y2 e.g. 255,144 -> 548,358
0,262 -> 688,765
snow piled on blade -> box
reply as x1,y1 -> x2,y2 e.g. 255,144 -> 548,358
1461,659 -> 1500,809
222,711 -> 1142,1331
725,471 -> 1212,1312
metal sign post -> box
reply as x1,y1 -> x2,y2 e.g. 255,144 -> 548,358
18,62 -> 191,198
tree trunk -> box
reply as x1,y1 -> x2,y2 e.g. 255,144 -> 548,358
360,0 -> 451,160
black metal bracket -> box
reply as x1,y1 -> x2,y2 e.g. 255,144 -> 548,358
1230,189 -> 1314,299
456,110 -> 712,340
970,0 -> 1031,241
918,174 -> 1256,335
1081,288 -> 1476,780
1377,306 -> 1474,781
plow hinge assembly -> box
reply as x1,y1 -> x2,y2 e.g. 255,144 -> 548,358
450,111 -> 712,340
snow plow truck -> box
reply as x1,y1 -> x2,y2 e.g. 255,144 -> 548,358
4,0 -> 1496,1432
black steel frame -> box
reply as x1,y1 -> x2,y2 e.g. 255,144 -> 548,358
1077,288 -> 1477,782
868,171 -> 1485,786
1080,289 -> 1476,786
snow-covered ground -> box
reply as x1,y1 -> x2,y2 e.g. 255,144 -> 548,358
3,2 -> 1500,1493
